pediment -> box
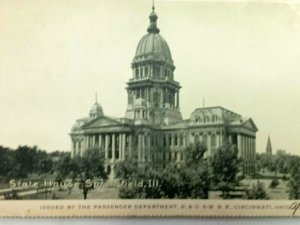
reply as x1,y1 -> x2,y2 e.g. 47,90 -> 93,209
242,118 -> 258,132
83,116 -> 121,129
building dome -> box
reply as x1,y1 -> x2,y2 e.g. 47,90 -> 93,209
89,102 -> 104,119
132,7 -> 173,65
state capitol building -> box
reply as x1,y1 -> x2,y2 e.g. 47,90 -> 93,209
70,5 -> 258,178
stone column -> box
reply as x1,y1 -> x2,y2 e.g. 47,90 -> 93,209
122,133 -> 126,160
76,140 -> 80,153
82,137 -> 85,151
99,134 -> 102,149
244,137 -> 247,160
87,136 -> 90,148
237,134 -> 242,158
148,134 -> 151,162
248,137 -> 251,160
105,134 -> 109,160
92,135 -> 95,147
84,136 -> 87,150
251,138 -> 254,160
176,91 -> 179,108
248,138 -> 250,160
219,132 -> 223,146
142,134 -> 145,162
112,134 -> 115,161
72,141 -> 76,156
138,134 -> 142,162
242,136 -> 246,159
76,141 -> 80,156
244,136 -> 247,160
207,134 -> 211,157
118,134 -> 122,160
81,139 -> 84,153
252,138 -> 255,160
148,88 -> 151,102
128,134 -> 132,158
216,134 -> 220,149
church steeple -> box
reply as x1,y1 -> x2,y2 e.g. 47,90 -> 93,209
266,135 -> 272,161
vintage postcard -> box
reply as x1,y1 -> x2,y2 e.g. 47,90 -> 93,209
0,0 -> 300,217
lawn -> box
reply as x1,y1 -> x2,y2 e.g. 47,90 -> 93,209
241,178 -> 289,199
21,186 -> 119,200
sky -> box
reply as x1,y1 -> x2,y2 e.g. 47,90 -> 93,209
0,0 -> 299,155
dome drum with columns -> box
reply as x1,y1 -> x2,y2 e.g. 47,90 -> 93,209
70,5 -> 258,179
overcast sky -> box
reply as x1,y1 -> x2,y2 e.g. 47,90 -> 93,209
0,0 -> 299,155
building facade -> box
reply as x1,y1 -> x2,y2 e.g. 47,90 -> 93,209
70,6 -> 258,177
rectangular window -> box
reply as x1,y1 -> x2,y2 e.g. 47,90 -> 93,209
180,136 -> 183,146
163,136 -> 167,147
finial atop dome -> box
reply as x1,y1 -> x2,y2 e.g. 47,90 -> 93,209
89,93 -> 104,119
147,0 -> 160,34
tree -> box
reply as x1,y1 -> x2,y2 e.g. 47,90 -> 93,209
210,141 -> 240,198
115,158 -> 161,199
245,181 -> 268,199
13,145 -> 37,177
175,141 -> 211,199
115,141 -> 212,199
269,178 -> 279,189
55,147 -> 107,199
0,146 -> 15,180
288,162 -> 300,199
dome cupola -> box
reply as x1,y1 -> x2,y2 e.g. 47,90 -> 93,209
89,94 -> 104,119
133,6 -> 173,65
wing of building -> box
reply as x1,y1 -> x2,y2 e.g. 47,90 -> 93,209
70,6 -> 258,178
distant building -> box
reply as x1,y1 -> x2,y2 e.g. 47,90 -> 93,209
70,6 -> 258,177
266,136 -> 272,161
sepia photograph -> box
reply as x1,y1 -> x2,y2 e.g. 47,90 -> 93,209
0,0 -> 299,217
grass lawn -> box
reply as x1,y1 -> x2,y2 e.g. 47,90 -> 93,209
22,186 -> 119,200
241,178 -> 289,199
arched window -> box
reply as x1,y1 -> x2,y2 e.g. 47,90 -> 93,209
135,68 -> 139,78
153,92 -> 160,108
140,67 -> 144,77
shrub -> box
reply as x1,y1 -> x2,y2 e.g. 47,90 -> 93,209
269,178 -> 279,188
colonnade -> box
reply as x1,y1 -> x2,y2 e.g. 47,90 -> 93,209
188,132 -> 224,157
133,64 -> 173,80
72,133 -> 132,162
237,134 -> 256,160
237,134 -> 256,174
127,87 -> 180,109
